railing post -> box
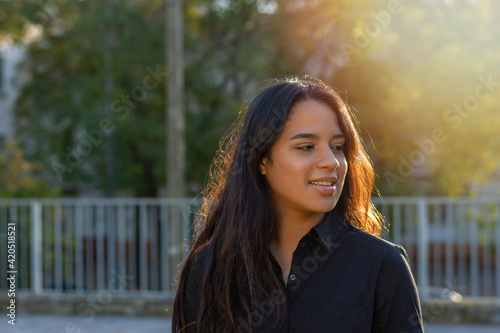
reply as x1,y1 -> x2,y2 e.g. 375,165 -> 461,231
417,198 -> 429,301
30,201 -> 43,294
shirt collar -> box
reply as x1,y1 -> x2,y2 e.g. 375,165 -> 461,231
312,209 -> 347,250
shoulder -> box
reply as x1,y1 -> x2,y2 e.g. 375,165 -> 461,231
185,248 -> 210,285
340,224 -> 423,331
179,247 -> 211,305
180,248 -> 210,327
342,223 -> 409,266
342,224 -> 417,293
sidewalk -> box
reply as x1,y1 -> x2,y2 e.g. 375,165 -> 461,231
1,314 -> 499,332
2,314 -> 171,333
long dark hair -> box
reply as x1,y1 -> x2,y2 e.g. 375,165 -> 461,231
172,76 -> 383,332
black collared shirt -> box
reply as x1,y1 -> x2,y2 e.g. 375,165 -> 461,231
181,210 -> 424,332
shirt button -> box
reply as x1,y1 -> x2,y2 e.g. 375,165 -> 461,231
289,274 -> 296,281
300,242 -> 306,248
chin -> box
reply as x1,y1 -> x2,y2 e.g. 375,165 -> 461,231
311,204 -> 338,214
316,199 -> 340,212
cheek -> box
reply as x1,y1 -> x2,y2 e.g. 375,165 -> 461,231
273,159 -> 298,181
267,155 -> 306,186
343,159 -> 348,176
338,157 -> 348,185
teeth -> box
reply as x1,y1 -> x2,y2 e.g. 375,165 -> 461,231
310,181 -> 334,186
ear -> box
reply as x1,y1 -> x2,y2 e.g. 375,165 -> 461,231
259,158 -> 267,175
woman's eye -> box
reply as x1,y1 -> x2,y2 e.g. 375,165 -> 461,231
298,145 -> 314,151
331,145 -> 345,152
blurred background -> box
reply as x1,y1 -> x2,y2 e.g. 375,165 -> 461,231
0,0 -> 500,332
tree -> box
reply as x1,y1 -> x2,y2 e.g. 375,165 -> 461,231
11,1 -> 166,196
7,0 -> 500,197
322,0 -> 500,195
0,141 -> 59,198
11,0 -> 290,196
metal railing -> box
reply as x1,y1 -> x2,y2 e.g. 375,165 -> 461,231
0,197 -> 499,300
0,198 -> 199,299
374,197 -> 500,299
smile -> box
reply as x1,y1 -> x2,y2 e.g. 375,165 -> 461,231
309,182 -> 337,195
309,181 -> 334,186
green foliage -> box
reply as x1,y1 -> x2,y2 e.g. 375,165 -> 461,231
13,1 -> 168,196
5,0 -> 500,197
0,141 -> 60,198
9,0 -> 291,196
330,0 -> 500,196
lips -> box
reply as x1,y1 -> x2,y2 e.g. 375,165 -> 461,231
308,177 -> 338,185
308,177 -> 338,195
310,181 -> 334,186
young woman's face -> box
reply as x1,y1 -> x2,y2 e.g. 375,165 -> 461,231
260,99 -> 348,219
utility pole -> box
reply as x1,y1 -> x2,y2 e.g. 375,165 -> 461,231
104,0 -> 115,196
166,0 -> 185,197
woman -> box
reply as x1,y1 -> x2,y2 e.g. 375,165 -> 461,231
172,77 -> 423,332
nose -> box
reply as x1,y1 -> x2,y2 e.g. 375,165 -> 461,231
316,145 -> 340,170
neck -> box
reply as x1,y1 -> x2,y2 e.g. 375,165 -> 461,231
270,211 -> 325,283
275,212 -> 324,248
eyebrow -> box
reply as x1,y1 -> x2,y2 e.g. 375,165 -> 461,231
289,133 -> 345,140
